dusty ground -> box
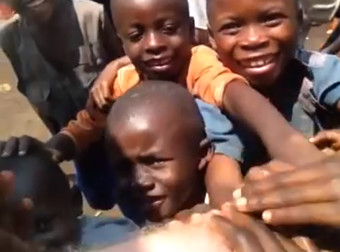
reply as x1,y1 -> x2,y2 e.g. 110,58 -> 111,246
0,22 -> 332,216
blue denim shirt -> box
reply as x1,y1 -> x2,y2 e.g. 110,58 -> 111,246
197,50 -> 340,172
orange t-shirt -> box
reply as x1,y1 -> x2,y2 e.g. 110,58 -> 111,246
62,45 -> 247,151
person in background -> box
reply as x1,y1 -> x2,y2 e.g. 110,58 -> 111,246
0,0 -> 124,210
0,0 -> 123,135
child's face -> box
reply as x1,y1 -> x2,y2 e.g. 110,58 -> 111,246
112,0 -> 194,81
107,113 -> 206,222
209,0 -> 299,89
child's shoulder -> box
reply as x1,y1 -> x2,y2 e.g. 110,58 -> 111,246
296,49 -> 340,107
191,45 -> 218,57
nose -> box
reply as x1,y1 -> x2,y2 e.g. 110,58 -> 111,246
144,31 -> 167,55
239,25 -> 269,51
133,167 -> 154,191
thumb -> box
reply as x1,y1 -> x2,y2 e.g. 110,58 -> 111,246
310,130 -> 340,148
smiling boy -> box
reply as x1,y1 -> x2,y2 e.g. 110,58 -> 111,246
207,0 -> 340,169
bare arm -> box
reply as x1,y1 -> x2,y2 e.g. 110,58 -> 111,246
222,81 -> 324,166
205,154 -> 242,208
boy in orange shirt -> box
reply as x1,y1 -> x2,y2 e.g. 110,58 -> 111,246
1,0 -> 324,208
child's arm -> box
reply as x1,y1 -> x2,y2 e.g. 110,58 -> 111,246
222,81 -> 325,166
205,154 -> 242,208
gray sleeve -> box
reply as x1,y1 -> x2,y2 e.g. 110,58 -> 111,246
195,99 -> 244,162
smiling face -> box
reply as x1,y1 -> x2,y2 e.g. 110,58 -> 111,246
106,82 -> 208,223
208,0 -> 299,90
111,0 -> 194,81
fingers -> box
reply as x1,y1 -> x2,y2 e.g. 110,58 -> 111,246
235,162 -> 340,201
1,137 -> 19,157
234,179 -> 340,212
245,161 -> 295,182
310,130 -> 340,150
221,205 -> 286,252
261,202 -> 340,226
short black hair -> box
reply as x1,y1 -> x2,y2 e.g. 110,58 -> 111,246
111,0 -> 190,24
206,0 -> 300,23
0,149 -> 70,201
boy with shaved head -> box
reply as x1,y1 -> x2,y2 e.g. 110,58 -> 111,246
105,81 -> 210,223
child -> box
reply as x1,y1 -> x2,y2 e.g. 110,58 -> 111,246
105,81 -> 214,224
0,149 -> 138,251
0,0 -> 123,134
206,0 -> 340,171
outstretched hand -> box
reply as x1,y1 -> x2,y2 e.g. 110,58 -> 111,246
232,157 -> 340,228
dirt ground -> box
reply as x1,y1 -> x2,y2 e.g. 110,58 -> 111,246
0,23 -> 331,216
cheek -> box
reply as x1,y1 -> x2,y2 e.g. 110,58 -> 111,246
123,43 -> 141,63
214,35 -> 237,62
270,24 -> 298,53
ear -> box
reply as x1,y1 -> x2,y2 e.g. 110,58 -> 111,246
70,185 -> 83,217
198,138 -> 214,171
208,26 -> 217,50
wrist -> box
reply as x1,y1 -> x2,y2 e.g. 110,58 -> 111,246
46,133 -> 77,162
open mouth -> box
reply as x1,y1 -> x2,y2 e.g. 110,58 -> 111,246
236,54 -> 280,78
239,54 -> 276,69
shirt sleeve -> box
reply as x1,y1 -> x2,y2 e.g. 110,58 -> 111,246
195,98 -> 244,161
186,46 -> 248,108
62,65 -> 140,151
61,96 -> 107,152
300,50 -> 340,107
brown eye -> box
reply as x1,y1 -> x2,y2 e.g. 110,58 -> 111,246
262,13 -> 284,27
219,22 -> 242,35
127,27 -> 144,42
162,24 -> 178,35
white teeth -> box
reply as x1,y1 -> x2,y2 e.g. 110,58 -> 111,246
244,57 -> 273,68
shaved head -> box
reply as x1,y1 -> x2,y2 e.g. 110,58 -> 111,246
106,81 -> 205,149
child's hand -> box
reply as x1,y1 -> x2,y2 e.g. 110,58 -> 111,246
310,129 -> 340,152
0,136 -> 62,162
232,157 -> 340,227
90,56 -> 131,111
